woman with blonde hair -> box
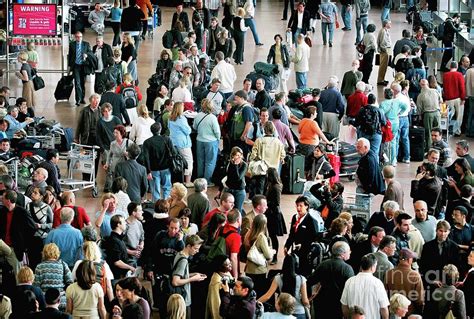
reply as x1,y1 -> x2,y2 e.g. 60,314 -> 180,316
432,264 -> 466,318
71,241 -> 114,302
167,293 -> 186,319
194,98 -> 220,184
168,182 -> 188,218
243,214 -> 273,298
130,104 -> 154,146
121,33 -> 138,84
232,7 -> 248,64
389,293 -> 411,319
113,48 -> 127,83
66,260 -> 107,318
13,266 -> 46,313
169,102 -> 193,187
171,78 -> 193,103
15,51 -> 35,108
34,243 -> 73,310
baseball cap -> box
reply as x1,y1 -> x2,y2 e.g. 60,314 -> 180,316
400,248 -> 418,260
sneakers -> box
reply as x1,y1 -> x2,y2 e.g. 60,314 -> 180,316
402,159 -> 410,164
329,42 -> 333,47
184,182 -> 194,188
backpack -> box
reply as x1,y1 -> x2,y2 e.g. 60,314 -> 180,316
435,22 -> 445,40
409,71 -> 422,92
231,103 -> 254,140
160,256 -> 188,299
162,30 -> 173,49
360,106 -> 380,135
94,260 -> 107,295
206,229 -> 237,263
120,85 -> 138,109
308,241 -> 329,271
104,64 -> 122,86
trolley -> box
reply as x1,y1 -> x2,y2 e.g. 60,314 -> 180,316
0,157 -> 19,184
343,192 -> 372,223
60,143 -> 99,197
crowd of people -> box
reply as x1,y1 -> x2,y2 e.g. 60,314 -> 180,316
0,0 -> 474,318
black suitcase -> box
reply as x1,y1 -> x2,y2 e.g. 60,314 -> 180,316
409,126 -> 425,161
281,154 -> 305,194
54,75 -> 74,101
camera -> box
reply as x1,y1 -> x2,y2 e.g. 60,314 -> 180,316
221,277 -> 235,288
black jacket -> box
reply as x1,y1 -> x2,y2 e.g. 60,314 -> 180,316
220,290 -> 256,319
75,105 -> 100,145
443,18 -> 460,43
67,41 -> 92,68
348,239 -> 373,272
100,91 -> 130,125
192,7 -> 211,30
288,9 -> 310,34
254,90 -> 273,110
420,238 -> 460,281
171,11 -> 190,31
0,206 -> 36,260
92,43 -> 113,69
142,134 -> 174,173
267,43 -> 291,69
103,231 -> 129,279
115,159 -> 148,203
356,149 -> 386,195
37,160 -> 61,195
121,6 -> 145,31
308,257 -> 354,318
410,177 -> 442,215
29,307 -> 72,319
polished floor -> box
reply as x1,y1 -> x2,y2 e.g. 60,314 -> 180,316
1,0 -> 473,267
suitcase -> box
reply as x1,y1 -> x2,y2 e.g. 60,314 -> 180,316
409,126 -> 425,161
281,154 -> 305,194
327,153 -> 340,185
297,94 -> 313,104
54,75 -> 74,101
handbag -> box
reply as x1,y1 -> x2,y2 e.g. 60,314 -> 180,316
248,160 -> 268,177
335,19 -> 340,29
304,35 -> 313,48
31,68 -> 45,91
165,143 -> 188,174
356,40 -> 366,54
381,118 -> 394,143
375,53 -> 381,66
247,237 -> 266,266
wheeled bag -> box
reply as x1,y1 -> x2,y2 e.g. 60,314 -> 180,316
281,153 -> 305,194
409,126 -> 425,161
54,75 -> 74,101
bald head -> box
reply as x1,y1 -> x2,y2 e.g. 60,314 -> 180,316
420,79 -> 428,88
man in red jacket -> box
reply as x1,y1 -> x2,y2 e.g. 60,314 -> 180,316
443,61 -> 466,137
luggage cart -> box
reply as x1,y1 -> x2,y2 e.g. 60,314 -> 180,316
146,5 -> 160,39
343,192 -> 372,223
60,143 -> 99,197
0,157 -> 19,184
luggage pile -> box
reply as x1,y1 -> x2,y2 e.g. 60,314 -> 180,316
287,88 -> 314,119
245,62 -> 280,92
338,141 -> 361,178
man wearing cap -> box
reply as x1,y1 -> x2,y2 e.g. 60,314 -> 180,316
30,288 -> 72,319
385,248 -> 425,316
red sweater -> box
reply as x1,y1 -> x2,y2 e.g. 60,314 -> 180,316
443,71 -> 466,101
347,91 -> 368,118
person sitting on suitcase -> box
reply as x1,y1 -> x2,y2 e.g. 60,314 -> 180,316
88,3 -> 110,35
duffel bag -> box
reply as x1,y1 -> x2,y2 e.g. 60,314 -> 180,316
254,62 -> 279,76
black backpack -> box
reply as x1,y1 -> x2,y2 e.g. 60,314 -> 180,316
162,31 -> 173,49
120,85 -> 138,109
360,106 -> 380,135
160,256 -> 188,299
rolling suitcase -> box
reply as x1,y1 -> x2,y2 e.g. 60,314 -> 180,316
327,152 -> 340,185
409,126 -> 425,161
54,75 -> 74,101
281,153 -> 305,194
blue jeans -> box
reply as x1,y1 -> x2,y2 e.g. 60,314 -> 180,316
358,131 -> 382,159
196,140 -> 219,183
321,22 -> 334,44
295,72 -> 307,89
381,7 -> 390,22
225,188 -> 246,215
245,18 -> 260,45
341,5 -> 352,29
293,28 -> 303,46
397,116 -> 410,161
355,16 -> 368,43
151,169 -> 171,201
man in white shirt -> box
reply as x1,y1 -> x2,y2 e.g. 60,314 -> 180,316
211,51 -> 237,99
341,253 -> 390,319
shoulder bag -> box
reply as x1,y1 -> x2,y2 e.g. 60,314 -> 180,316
247,234 -> 266,266
31,68 -> 45,91
165,141 -> 188,174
